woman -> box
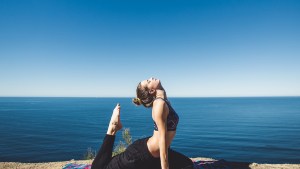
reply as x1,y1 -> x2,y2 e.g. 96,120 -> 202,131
91,77 -> 194,169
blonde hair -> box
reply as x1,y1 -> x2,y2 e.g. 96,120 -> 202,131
132,82 -> 155,108
132,97 -> 142,105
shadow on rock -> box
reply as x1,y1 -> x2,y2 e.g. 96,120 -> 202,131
193,159 -> 251,169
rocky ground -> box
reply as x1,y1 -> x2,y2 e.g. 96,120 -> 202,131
0,158 -> 299,169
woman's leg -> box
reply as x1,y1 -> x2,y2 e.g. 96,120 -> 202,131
91,104 -> 123,169
91,134 -> 115,169
168,148 -> 195,169
105,137 -> 161,169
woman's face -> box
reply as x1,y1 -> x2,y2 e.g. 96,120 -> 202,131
140,77 -> 161,91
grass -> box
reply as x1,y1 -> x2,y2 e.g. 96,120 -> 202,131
84,128 -> 133,160
112,128 -> 132,156
83,147 -> 96,160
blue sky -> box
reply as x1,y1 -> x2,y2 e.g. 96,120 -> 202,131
0,0 -> 299,97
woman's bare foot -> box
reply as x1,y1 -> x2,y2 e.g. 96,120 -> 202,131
107,103 -> 123,135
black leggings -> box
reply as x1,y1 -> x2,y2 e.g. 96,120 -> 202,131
91,134 -> 194,169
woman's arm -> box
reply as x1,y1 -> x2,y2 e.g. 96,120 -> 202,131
153,100 -> 169,169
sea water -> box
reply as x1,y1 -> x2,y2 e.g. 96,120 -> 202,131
0,97 -> 299,163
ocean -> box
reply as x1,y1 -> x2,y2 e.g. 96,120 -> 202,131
0,97 -> 299,164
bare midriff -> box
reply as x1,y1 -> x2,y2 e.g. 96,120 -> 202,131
146,130 -> 176,158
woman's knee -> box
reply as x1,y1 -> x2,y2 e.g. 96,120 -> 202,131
168,149 -> 193,169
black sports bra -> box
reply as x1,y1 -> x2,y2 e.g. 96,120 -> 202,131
153,97 -> 179,131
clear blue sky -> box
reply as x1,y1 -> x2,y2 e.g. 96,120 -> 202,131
0,0 -> 299,97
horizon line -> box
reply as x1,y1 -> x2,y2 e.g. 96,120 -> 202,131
0,96 -> 299,98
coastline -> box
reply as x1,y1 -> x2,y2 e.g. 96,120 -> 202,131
0,158 -> 299,169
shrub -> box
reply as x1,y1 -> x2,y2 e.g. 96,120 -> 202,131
112,128 -> 132,156
83,147 -> 96,160
84,128 -> 133,159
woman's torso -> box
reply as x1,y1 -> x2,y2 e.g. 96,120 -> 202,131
146,99 -> 178,158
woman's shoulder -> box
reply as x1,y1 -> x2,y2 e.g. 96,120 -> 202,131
153,97 -> 167,106
154,97 -> 168,102
152,98 -> 169,116
153,98 -> 165,107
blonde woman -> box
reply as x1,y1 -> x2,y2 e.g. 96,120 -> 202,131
92,77 -> 194,169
